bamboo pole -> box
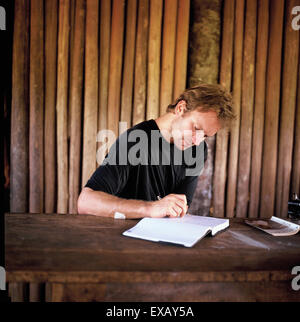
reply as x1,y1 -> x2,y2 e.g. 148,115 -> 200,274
9,283 -> 28,302
276,0 -> 299,218
160,0 -> 178,115
45,0 -> 58,213
29,283 -> 44,302
120,0 -> 137,129
69,0 -> 85,213
10,0 -> 29,213
98,0 -> 111,132
107,0 -> 125,139
97,0 -> 111,164
173,0 -> 190,100
249,0 -> 269,218
133,0 -> 149,125
225,0 -> 244,218
68,0 -> 76,140
260,0 -> 285,218
147,0 -> 163,120
56,0 -> 70,214
212,0 -> 235,217
236,0 -> 257,218
82,0 -> 99,188
291,56 -> 300,196
29,0 -> 44,213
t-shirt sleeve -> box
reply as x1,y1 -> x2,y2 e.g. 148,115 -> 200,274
84,164 -> 129,195
84,138 -> 130,195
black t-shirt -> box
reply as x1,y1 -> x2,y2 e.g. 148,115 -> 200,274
85,119 -> 207,207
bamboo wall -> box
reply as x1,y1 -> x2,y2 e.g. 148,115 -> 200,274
213,0 -> 300,219
10,0 -> 190,215
9,0 -> 300,220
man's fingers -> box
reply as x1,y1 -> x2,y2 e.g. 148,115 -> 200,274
170,194 -> 187,213
168,206 -> 180,218
174,199 -> 188,216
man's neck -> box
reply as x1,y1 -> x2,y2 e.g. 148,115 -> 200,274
154,112 -> 176,144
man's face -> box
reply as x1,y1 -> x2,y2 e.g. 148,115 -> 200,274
170,102 -> 221,150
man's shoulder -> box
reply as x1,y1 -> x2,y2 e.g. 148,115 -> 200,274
127,119 -> 157,133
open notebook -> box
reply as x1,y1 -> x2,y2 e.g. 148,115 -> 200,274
123,214 -> 229,247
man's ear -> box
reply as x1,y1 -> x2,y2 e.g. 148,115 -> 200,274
175,100 -> 187,115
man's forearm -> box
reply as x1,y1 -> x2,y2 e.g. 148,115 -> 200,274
77,188 -> 149,219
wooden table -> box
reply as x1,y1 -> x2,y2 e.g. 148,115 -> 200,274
5,213 -> 300,302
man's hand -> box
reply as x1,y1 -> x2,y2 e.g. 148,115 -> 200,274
148,194 -> 188,218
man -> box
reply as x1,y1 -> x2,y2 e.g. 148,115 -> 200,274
78,83 -> 234,219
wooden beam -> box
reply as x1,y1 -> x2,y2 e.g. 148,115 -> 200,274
82,0 -> 99,188
10,0 -> 30,213
120,0 -> 137,129
291,57 -> 300,196
236,0 -> 257,218
276,0 -> 299,218
173,0 -> 190,100
68,0 -> 86,213
97,0 -> 111,164
107,0 -> 125,139
133,0 -> 149,125
249,0 -> 269,218
226,0 -> 244,218
98,0 -> 111,132
147,0 -> 163,121
260,0 -> 284,218
160,0 -> 178,115
29,0 -> 44,213
45,0 -> 58,213
213,0 -> 235,217
56,0 -> 70,214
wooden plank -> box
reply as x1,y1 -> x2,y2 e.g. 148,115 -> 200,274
226,0 -> 244,218
236,0 -> 257,218
260,0 -> 285,218
120,0 -> 137,129
10,280 -> 300,302
173,0 -> 190,100
187,1 -> 222,217
212,0 -> 235,217
56,0 -> 70,214
29,0 -> 44,213
97,0 -> 111,164
132,0 -> 149,125
146,0 -> 163,121
159,0 -> 178,115
29,283 -> 44,302
9,282 -> 28,302
6,269 -> 294,284
98,0 -> 111,132
68,0 -> 85,214
291,54 -> 300,196
249,0 -> 269,218
276,0 -> 300,218
10,0 -> 30,213
81,0 -> 99,188
67,0 -> 76,140
107,0 -> 125,139
44,0 -> 58,214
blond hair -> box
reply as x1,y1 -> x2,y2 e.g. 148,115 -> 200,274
167,83 -> 235,125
